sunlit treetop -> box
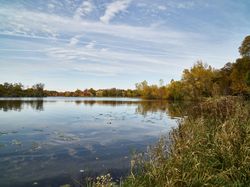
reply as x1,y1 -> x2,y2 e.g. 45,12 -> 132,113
239,35 -> 250,57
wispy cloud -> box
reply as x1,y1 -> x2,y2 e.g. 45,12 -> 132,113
69,35 -> 82,46
74,0 -> 94,20
85,40 -> 96,49
157,5 -> 167,11
0,0 -> 248,89
100,0 -> 132,24
0,7 -> 196,45
0,4 -> 235,78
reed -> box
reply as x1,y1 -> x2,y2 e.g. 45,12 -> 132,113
124,97 -> 250,186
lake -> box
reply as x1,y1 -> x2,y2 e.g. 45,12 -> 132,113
0,97 -> 180,187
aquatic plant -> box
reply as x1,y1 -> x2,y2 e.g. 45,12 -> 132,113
74,173 -> 121,187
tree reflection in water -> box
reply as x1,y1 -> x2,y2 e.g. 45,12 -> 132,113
0,98 -> 195,117
0,99 -> 44,112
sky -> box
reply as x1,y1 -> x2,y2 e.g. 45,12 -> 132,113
0,0 -> 250,91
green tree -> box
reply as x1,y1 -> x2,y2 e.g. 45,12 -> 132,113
32,83 -> 45,97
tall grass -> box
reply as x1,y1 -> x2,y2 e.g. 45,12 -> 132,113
124,97 -> 250,187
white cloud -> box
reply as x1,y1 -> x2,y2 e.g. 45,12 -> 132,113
1,4 -> 223,78
136,3 -> 147,7
100,48 -> 109,52
48,3 -> 55,10
176,2 -> 195,9
45,43 -> 186,72
74,0 -> 94,20
85,41 -> 96,49
167,1 -> 194,9
69,35 -> 82,46
100,0 -> 132,24
0,7 -> 195,45
69,37 -> 79,46
158,5 -> 167,11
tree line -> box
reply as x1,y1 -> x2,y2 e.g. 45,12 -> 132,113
0,83 -> 140,98
0,83 -> 45,97
45,88 -> 139,97
136,35 -> 250,100
1,35 -> 249,99
0,82 -> 140,97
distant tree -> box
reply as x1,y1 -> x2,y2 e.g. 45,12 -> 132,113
135,80 -> 149,97
96,90 -> 103,97
159,79 -> 164,87
239,35 -> 250,57
88,88 -> 96,96
12,83 -> 24,97
74,89 -> 83,97
0,82 -> 46,97
32,83 -> 45,97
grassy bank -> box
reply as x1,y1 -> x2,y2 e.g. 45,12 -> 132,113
124,97 -> 250,186
66,97 -> 250,187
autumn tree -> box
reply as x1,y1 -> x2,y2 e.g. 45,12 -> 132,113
229,36 -> 250,95
230,57 -> 250,95
239,35 -> 250,57
32,83 -> 45,97
166,80 -> 185,100
246,71 -> 250,86
181,61 -> 215,100
213,63 -> 233,95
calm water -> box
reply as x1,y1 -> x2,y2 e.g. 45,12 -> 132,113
0,97 -> 180,187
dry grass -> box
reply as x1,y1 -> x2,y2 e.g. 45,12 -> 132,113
124,97 -> 250,187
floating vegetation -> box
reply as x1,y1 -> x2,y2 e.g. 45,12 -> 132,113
54,132 -> 80,142
68,148 -> 77,157
96,174 -> 113,186
0,97 -> 177,186
145,119 -> 155,123
31,142 -> 42,151
0,131 -> 8,136
60,184 -> 71,187
33,181 -> 38,185
11,139 -> 22,146
33,129 -> 44,132
78,173 -> 122,187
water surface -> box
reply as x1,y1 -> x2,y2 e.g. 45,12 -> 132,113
0,97 -> 180,187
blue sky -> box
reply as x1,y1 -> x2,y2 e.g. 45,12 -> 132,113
0,0 -> 249,91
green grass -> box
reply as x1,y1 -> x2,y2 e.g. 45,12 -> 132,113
124,97 -> 250,187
